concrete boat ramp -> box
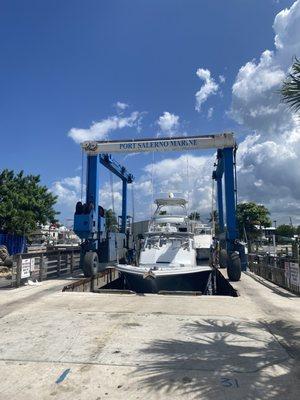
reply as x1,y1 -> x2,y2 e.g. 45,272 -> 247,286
0,272 -> 299,400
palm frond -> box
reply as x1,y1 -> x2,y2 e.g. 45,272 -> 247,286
281,57 -> 300,112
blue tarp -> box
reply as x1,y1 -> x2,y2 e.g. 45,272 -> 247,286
0,233 -> 27,255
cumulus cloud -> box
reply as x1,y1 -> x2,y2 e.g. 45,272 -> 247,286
207,107 -> 214,119
230,50 -> 286,131
68,111 -> 143,143
219,75 -> 226,83
195,68 -> 219,112
51,176 -> 82,209
157,111 -> 179,137
230,0 -> 300,132
143,154 -> 214,217
231,0 -> 300,223
114,101 -> 129,111
51,175 -> 124,219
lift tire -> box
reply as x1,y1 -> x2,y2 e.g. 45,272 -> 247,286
219,249 -> 228,269
83,251 -> 99,277
227,252 -> 241,282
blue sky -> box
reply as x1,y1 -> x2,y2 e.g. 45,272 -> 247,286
1,0 -> 299,225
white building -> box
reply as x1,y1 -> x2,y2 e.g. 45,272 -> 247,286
30,224 -> 80,245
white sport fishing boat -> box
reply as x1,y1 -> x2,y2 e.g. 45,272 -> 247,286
115,194 -> 212,293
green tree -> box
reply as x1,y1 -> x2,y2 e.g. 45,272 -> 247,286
189,211 -> 201,221
276,224 -> 295,238
0,169 -> 58,236
105,209 -> 118,232
281,57 -> 300,112
236,202 -> 271,241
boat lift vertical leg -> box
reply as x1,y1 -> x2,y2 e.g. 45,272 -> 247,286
121,180 -> 127,234
86,155 -> 100,222
223,148 -> 236,251
217,177 -> 224,232
80,155 -> 101,277
223,147 -> 241,280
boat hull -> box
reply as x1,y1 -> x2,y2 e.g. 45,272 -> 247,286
120,269 -> 212,294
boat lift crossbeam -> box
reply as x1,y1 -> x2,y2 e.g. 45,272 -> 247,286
81,133 -> 235,155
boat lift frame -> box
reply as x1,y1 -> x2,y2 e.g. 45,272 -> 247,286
77,132 -> 243,280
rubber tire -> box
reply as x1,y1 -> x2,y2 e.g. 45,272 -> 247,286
83,251 -> 99,277
219,249 -> 228,269
227,252 -> 241,282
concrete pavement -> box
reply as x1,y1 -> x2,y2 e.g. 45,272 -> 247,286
0,272 -> 299,399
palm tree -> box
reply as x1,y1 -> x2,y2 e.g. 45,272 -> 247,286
189,211 -> 201,221
208,210 -> 218,223
105,209 -> 118,232
281,58 -> 300,112
208,210 -> 219,235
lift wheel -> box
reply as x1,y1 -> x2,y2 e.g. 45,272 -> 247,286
219,249 -> 228,269
83,251 -> 99,277
227,252 -> 241,282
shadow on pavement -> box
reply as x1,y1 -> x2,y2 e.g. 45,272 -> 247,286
133,318 -> 299,399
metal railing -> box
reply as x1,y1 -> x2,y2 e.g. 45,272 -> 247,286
5,247 -> 81,288
248,253 -> 300,295
62,268 -> 119,292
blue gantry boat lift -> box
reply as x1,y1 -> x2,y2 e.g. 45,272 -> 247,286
74,132 -> 245,280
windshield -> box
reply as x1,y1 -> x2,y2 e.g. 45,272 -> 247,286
195,227 -> 212,235
143,234 -> 192,250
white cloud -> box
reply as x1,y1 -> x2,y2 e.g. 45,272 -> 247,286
207,107 -> 214,119
230,0 -> 300,132
230,50 -> 286,130
114,101 -> 129,111
195,68 -> 219,112
157,112 -> 179,137
143,154 -> 214,216
68,111 -> 143,143
51,175 -> 124,220
61,176 -> 81,191
230,0 -> 300,223
51,176 -> 82,210
219,75 -> 226,83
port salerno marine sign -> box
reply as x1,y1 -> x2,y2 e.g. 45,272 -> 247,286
81,133 -> 235,154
